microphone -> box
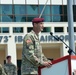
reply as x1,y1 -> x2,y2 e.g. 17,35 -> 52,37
50,32 -> 53,36
50,32 -> 76,55
50,32 -> 59,41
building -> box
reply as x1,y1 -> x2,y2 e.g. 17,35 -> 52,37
0,0 -> 76,75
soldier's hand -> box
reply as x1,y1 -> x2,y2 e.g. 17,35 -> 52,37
48,61 -> 52,65
42,61 -> 52,67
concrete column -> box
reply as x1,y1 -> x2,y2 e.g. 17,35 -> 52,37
6,36 -> 17,66
51,25 -> 54,33
24,25 -> 27,35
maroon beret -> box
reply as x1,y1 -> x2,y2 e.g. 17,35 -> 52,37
32,18 -> 44,23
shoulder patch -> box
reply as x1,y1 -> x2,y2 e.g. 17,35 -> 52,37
26,39 -> 32,44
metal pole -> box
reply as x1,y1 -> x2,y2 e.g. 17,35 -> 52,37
73,0 -> 76,5
67,0 -> 75,55
39,0 -> 48,18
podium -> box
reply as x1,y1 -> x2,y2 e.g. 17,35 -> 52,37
38,55 -> 76,75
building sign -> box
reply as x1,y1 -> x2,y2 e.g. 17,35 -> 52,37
0,35 -> 76,43
0,36 -> 11,43
15,36 -> 23,43
40,35 -> 69,42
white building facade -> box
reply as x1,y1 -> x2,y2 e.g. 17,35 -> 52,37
0,0 -> 76,74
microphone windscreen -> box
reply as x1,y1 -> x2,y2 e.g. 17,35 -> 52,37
50,32 -> 53,35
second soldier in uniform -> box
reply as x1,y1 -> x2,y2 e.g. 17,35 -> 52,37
4,56 -> 17,75
21,18 -> 52,75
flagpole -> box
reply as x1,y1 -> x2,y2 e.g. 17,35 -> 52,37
39,0 -> 48,18
67,0 -> 75,55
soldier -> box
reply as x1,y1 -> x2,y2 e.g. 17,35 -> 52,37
0,64 -> 6,75
21,17 -> 52,75
74,69 -> 76,75
4,56 -> 17,75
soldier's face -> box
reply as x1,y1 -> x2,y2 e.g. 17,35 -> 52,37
37,22 -> 44,31
7,57 -> 11,62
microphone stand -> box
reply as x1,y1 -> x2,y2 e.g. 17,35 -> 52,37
50,32 -> 76,55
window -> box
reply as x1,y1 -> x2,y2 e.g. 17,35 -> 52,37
41,27 -> 51,32
74,27 -> 76,32
67,27 -> 76,32
74,16 -> 76,22
50,15 -> 64,22
63,5 -> 67,22
1,4 -> 76,22
63,15 -> 67,22
1,27 -> 9,33
0,5 -> 1,15
14,5 -> 26,15
27,27 -> 51,33
73,5 -> 76,16
54,27 -> 64,32
27,5 -> 38,15
13,15 -> 26,22
27,27 -> 33,32
51,5 -> 63,15
1,5 -> 12,15
39,5 -> 51,15
1,15 -> 13,22
73,5 -> 76,21
50,5 -> 63,22
41,15 -> 51,22
27,15 -> 38,22
13,27 -> 23,33
13,5 -> 26,22
63,5 -> 67,15
0,5 -> 13,22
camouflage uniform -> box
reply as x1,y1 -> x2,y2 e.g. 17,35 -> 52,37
21,30 -> 49,75
0,64 -> 6,75
4,63 -> 17,75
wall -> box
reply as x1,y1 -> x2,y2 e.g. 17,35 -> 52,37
0,50 -> 5,65
43,47 -> 60,60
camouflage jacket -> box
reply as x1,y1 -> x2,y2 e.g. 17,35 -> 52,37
0,64 -> 6,75
4,63 -> 17,75
21,30 -> 49,75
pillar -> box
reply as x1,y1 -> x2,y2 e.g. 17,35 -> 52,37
6,36 -> 17,66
